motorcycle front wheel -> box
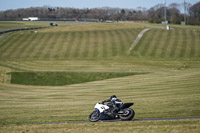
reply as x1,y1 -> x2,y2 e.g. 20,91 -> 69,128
88,111 -> 100,122
119,108 -> 135,121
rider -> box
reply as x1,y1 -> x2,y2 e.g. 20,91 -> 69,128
102,95 -> 123,114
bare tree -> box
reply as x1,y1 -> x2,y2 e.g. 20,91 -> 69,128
188,1 -> 200,25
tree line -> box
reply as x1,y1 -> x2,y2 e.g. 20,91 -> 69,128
0,1 -> 199,25
148,2 -> 200,25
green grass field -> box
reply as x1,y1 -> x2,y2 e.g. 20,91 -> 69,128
10,72 -> 141,86
0,119 -> 199,133
0,21 -> 200,132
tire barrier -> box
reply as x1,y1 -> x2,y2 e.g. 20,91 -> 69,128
0,27 -> 46,34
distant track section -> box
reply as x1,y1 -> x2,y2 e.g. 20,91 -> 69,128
0,27 -> 46,34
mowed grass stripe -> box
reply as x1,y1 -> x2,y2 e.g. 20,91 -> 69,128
184,30 -> 192,58
179,29 -> 187,58
140,30 -> 157,56
95,31 -> 102,58
131,30 -> 148,56
74,32 -> 84,58
88,31 -> 97,58
28,33 -> 51,58
145,30 -> 160,56
123,29 -> 140,56
113,29 -> 134,57
123,29 -> 132,43
43,33 -> 60,58
22,33 -> 43,59
1,33 -> 29,59
150,30 -> 165,57
175,29 -> 185,58
0,34 -> 21,58
69,32 -> 81,59
129,29 -> 140,40
14,33 -> 43,59
123,29 -> 135,56
87,31 -> 95,58
89,31 -> 96,58
24,33 -> 45,58
78,31 -> 87,58
133,83 -> 199,95
115,30 -> 127,55
49,32 -> 63,58
82,31 -> 90,58
102,30 -> 108,58
50,33 -> 66,59
105,31 -> 113,57
24,33 -> 44,59
18,34 -> 40,59
0,34 -> 15,49
190,29 -> 199,57
65,32 -> 76,58
155,30 -> 168,57
92,31 -> 99,58
120,30 -> 131,54
189,29 -> 196,57
187,29 -> 198,58
160,30 -> 172,58
114,30 -> 123,56
111,30 -> 121,56
117,29 -> 132,56
34,33 -> 54,59
110,30 -> 119,57
170,29 -> 180,58
97,31 -> 104,58
2,34 -> 33,59
58,32 -> 70,59
164,30 -> 176,58
196,30 -> 200,57
125,29 -> 140,44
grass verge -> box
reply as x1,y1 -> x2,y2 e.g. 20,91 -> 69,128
0,119 -> 199,133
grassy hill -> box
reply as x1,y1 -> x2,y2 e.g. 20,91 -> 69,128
0,24 -> 142,60
0,22 -> 199,61
0,21 -> 199,132
131,28 -> 200,58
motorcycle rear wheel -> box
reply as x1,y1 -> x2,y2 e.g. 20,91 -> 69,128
88,111 -> 100,122
119,108 -> 135,121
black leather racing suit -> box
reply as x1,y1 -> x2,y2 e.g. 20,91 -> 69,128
102,98 -> 122,114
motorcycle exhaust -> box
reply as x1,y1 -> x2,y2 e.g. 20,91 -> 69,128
117,110 -> 125,115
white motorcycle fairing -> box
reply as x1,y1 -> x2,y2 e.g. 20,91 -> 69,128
94,103 -> 109,113
89,102 -> 135,122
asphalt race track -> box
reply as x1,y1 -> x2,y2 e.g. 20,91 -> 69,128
27,116 -> 200,125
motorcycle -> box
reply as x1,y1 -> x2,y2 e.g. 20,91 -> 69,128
89,102 -> 135,122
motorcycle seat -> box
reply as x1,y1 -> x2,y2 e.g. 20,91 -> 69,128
120,103 -> 134,109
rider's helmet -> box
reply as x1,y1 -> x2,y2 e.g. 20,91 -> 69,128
110,95 -> 117,101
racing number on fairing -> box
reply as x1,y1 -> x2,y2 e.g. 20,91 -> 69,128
101,106 -> 105,109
